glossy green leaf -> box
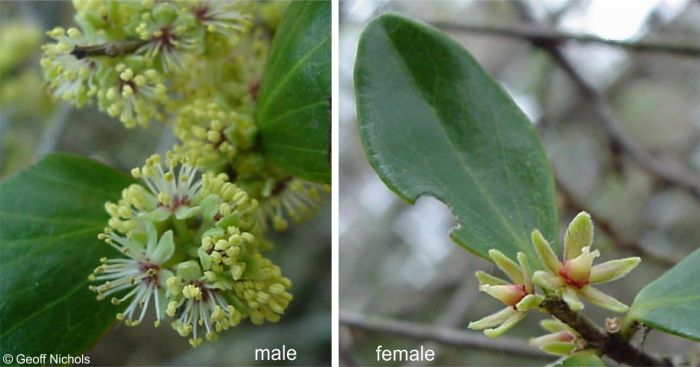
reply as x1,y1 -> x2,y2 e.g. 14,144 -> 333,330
354,14 -> 557,264
627,247 -> 700,341
0,153 -> 133,354
255,0 -> 331,183
549,351 -> 606,367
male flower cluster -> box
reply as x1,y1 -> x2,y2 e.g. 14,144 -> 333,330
42,0 -> 330,348
41,1 -> 329,230
41,0 -> 253,127
91,154 -> 292,347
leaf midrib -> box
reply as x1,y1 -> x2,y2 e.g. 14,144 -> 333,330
379,22 -> 527,252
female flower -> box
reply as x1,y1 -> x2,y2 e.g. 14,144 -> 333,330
531,211 -> 641,312
468,250 -> 543,337
530,319 -> 585,356
89,222 -> 174,327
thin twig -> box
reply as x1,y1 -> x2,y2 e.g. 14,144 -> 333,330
541,297 -> 671,366
402,261 -> 477,367
433,22 -> 700,57
339,310 -> 548,359
544,47 -> 700,202
556,176 -> 681,266
444,5 -> 700,204
71,40 -> 147,59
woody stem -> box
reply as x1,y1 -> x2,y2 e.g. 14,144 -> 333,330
71,39 -> 147,59
540,296 -> 670,366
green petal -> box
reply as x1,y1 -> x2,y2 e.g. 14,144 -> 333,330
533,270 -> 564,290
158,269 -> 174,288
198,247 -> 212,271
564,212 -> 593,261
475,271 -> 509,286
151,230 -> 174,264
483,311 -> 526,337
517,252 -> 532,289
468,307 -> 515,330
176,260 -> 203,281
516,294 -> 543,311
540,318 -> 568,333
145,221 -> 158,254
580,286 -> 629,313
200,194 -> 221,220
489,249 -> 524,284
175,205 -> 201,220
542,342 -> 577,356
532,230 -> 562,274
590,257 -> 641,284
139,207 -> 171,222
563,287 -> 584,311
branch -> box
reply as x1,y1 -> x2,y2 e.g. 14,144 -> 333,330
556,175 -> 681,266
339,310 -> 548,359
71,39 -> 147,59
438,9 -> 700,205
432,22 -> 700,57
541,297 -> 671,366
548,47 -> 700,198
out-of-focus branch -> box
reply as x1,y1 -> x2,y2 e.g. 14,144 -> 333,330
402,262 -> 477,367
544,47 -> 700,203
432,22 -> 700,57
446,3 -> 700,204
339,310 -> 548,359
506,1 -> 686,266
556,176 -> 681,266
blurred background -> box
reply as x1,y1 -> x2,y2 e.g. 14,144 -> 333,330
0,1 -> 330,365
340,0 -> 700,365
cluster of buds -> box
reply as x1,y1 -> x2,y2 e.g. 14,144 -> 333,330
41,0 -> 329,348
469,212 -> 641,357
41,0 -> 254,127
91,154 -> 292,347
41,1 -> 329,231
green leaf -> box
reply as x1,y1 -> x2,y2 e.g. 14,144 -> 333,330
255,0 -> 331,183
548,351 -> 606,367
354,14 -> 557,264
0,153 -> 134,354
627,247 -> 700,341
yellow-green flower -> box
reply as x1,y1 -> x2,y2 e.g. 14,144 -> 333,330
89,222 -> 175,327
531,212 -> 641,313
41,27 -> 99,106
530,319 -> 584,356
259,178 -> 330,231
468,250 -> 543,337
166,260 -> 242,347
96,62 -> 167,128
